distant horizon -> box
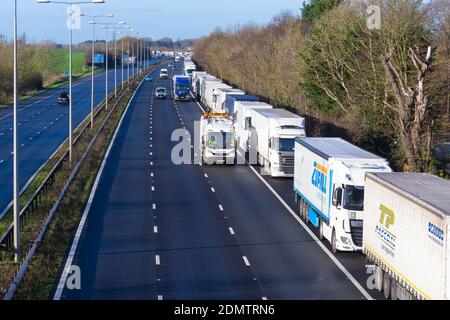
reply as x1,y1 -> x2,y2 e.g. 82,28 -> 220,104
0,0 -> 299,44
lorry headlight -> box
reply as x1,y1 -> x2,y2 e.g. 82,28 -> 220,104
340,237 -> 352,245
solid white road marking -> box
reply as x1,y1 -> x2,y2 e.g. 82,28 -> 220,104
247,164 -> 373,300
242,256 -> 251,266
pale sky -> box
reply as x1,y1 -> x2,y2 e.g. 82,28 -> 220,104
0,0 -> 300,43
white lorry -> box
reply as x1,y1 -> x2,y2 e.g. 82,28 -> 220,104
235,101 -> 273,153
204,82 -> 232,112
363,172 -> 450,300
293,137 -> 392,253
200,76 -> 221,105
249,109 -> 306,177
183,63 -> 197,78
199,113 -> 237,165
212,88 -> 246,113
192,71 -> 207,95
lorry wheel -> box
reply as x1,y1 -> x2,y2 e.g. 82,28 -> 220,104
319,220 -> 324,240
331,230 -> 338,254
383,273 -> 391,300
375,266 -> 383,292
390,280 -> 397,300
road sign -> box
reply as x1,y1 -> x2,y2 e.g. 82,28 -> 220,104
94,54 -> 105,64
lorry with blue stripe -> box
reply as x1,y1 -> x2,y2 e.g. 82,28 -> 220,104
173,75 -> 191,101
293,138 -> 392,253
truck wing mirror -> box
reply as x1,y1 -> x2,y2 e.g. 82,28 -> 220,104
332,187 -> 342,207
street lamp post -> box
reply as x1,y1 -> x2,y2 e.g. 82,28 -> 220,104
13,0 -> 19,263
36,0 -> 105,164
80,13 -> 113,130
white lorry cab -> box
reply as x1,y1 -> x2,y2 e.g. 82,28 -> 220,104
213,88 -> 246,113
183,63 -> 197,78
293,137 -> 392,253
191,71 -> 207,95
199,113 -> 237,165
363,172 -> 450,300
234,101 -> 273,153
249,108 -> 306,177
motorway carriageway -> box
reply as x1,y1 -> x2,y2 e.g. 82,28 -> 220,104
0,58 -> 164,219
55,62 -> 385,300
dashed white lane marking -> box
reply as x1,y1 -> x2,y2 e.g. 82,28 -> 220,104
158,295 -> 163,301
153,203 -> 156,210
242,256 -> 251,266
150,152 -> 153,156
262,297 -> 268,301
151,173 -> 154,177
247,164 -> 374,300
152,186 -> 155,191
218,205 -> 224,211
150,161 -> 154,166
0,160 -> 4,164
20,144 -> 25,148
211,187 -> 215,193
228,227 -> 235,235
155,255 -> 160,265
204,173 -> 208,178
154,226 -> 158,234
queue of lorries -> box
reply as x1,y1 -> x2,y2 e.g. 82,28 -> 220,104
169,57 -> 450,300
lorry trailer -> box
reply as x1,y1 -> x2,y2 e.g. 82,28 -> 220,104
363,172 -> 450,300
224,94 -> 259,116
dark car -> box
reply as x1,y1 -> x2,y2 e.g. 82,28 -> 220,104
58,92 -> 70,105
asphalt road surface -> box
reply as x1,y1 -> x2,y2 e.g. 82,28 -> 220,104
0,58 -> 164,218
57,62 -> 383,300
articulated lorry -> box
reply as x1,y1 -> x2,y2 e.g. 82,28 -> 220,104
293,138 -> 392,253
249,109 -> 306,177
204,82 -> 232,111
183,63 -> 197,78
363,172 -> 450,300
192,71 -> 207,96
235,101 -> 273,153
199,113 -> 237,165
173,75 -> 191,101
213,88 -> 246,113
200,77 -> 221,105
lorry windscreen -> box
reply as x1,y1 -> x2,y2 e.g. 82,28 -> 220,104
273,138 -> 295,152
207,132 -> 236,149
343,185 -> 365,211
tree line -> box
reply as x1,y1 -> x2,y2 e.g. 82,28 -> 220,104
193,0 -> 449,174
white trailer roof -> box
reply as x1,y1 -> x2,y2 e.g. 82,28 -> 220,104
296,137 -> 382,161
253,108 -> 301,119
368,172 -> 450,217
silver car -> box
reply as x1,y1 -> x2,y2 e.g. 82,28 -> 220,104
155,87 -> 167,99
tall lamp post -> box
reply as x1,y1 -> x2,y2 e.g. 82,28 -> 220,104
80,13 -> 113,130
100,21 -> 125,108
36,0 -> 105,164
12,0 -> 19,262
